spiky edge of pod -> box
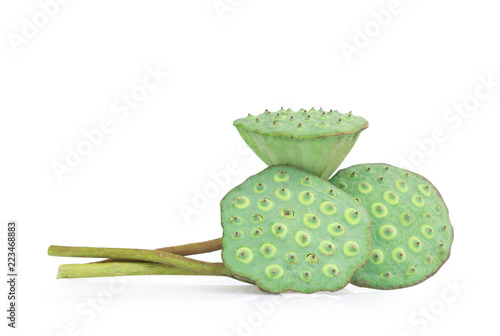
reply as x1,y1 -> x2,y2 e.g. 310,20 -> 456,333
233,107 -> 369,140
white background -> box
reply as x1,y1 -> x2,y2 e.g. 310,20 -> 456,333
1,0 -> 499,335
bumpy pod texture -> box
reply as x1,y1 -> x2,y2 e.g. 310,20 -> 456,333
221,165 -> 371,293
330,164 -> 453,289
233,108 -> 368,179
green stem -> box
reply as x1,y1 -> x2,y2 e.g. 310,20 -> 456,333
93,237 -> 222,264
154,237 -> 222,255
57,262 -> 207,279
48,245 -> 232,277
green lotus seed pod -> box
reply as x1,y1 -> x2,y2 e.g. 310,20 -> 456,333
221,165 -> 371,293
233,108 -> 368,179
330,164 -> 453,290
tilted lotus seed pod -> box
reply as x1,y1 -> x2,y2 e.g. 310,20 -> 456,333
330,164 -> 453,289
221,165 -> 371,293
233,107 -> 368,179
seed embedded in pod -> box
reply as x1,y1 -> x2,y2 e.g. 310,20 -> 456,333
409,236 -> 422,252
258,198 -> 274,211
252,228 -> 263,238
379,225 -> 397,240
299,191 -> 315,205
303,213 -> 321,228
380,271 -> 392,278
345,208 -> 361,224
280,208 -> 295,218
295,231 -> 312,247
343,241 -> 360,256
370,249 -> 384,264
233,196 -> 250,209
306,253 -> 318,263
286,252 -> 298,264
392,248 -> 407,263
328,223 -> 346,236
323,264 -> 340,278
271,223 -> 288,237
300,270 -> 312,281
265,265 -> 284,279
233,231 -> 244,239
319,241 -> 336,255
371,202 -> 388,218
383,191 -> 399,205
320,201 -> 337,215
395,180 -> 408,193
421,225 -> 435,239
358,182 -> 373,194
260,243 -> 277,258
251,214 -> 264,223
400,212 -> 413,226
254,182 -> 266,193
230,216 -> 242,224
412,195 -> 425,207
274,170 -> 289,182
324,188 -> 337,198
407,266 -> 417,275
275,187 -> 292,200
236,247 -> 253,263
300,177 -> 313,186
418,184 -> 432,197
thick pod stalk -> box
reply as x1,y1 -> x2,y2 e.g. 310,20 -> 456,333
48,245 -> 232,277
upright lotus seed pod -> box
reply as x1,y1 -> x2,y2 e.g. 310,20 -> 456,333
330,164 -> 453,289
233,108 -> 368,179
221,165 -> 371,293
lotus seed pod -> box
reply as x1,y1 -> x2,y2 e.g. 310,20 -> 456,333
233,108 -> 368,179
330,164 -> 453,289
221,165 -> 371,293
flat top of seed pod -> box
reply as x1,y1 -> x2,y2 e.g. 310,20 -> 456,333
220,165 -> 371,293
330,164 -> 453,290
233,107 -> 368,139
